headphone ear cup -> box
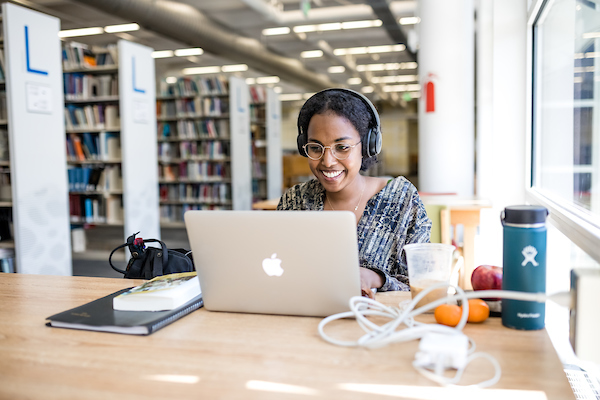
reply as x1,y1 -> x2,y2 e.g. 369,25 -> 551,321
372,129 -> 382,156
363,128 -> 382,158
297,133 -> 308,157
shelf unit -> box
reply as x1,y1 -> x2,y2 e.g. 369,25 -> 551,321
63,42 -> 123,226
2,3 -> 71,274
63,39 -> 160,248
249,85 -> 282,202
157,75 -> 252,226
0,12 -> 14,270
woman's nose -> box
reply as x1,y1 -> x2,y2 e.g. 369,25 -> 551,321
320,146 -> 338,166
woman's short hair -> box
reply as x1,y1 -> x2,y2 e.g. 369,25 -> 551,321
297,89 -> 378,171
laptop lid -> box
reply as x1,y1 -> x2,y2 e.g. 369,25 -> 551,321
184,210 -> 362,317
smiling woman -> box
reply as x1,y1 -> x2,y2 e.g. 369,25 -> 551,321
277,88 -> 432,298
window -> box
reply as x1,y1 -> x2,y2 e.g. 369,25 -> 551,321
528,0 -> 600,263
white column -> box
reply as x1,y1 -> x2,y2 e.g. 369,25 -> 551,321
475,0 -> 528,268
418,0 -> 474,195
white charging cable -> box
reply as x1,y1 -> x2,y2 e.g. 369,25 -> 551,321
318,284 -> 569,388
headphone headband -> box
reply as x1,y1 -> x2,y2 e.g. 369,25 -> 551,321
296,88 -> 382,159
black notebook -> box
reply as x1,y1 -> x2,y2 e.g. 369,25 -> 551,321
46,288 -> 203,335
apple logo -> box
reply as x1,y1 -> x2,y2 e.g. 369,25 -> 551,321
262,253 -> 284,277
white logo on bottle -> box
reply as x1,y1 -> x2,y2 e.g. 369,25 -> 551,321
521,245 -> 539,267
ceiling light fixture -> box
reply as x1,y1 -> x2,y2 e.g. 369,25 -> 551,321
174,48 -> 204,57
221,64 -> 248,72
371,75 -> 419,84
347,77 -> 362,85
104,23 -> 140,33
356,62 -> 418,72
334,44 -> 405,56
182,66 -> 221,75
342,20 -> 383,29
583,31 -> 600,39
58,27 -> 104,38
165,76 -> 178,84
399,17 -> 421,25
301,50 -> 323,58
361,86 -> 375,93
256,76 -> 280,84
152,50 -> 175,58
292,19 -> 381,34
327,66 -> 346,74
262,27 -> 291,36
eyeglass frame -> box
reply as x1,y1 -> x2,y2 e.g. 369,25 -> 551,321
302,140 -> 362,161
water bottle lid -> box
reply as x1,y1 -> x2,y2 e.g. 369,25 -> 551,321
503,205 -> 548,224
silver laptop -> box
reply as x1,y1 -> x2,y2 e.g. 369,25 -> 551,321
184,210 -> 361,317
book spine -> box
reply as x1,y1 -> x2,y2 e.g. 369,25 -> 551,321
148,297 -> 204,334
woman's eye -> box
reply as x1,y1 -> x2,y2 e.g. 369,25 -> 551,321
335,144 -> 351,152
307,145 -> 322,152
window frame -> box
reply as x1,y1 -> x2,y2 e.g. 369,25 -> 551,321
525,0 -> 600,263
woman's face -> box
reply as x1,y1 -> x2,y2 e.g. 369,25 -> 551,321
306,111 -> 363,193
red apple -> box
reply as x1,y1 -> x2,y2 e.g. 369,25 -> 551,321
471,265 -> 502,300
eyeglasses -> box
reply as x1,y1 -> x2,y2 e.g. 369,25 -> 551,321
303,141 -> 361,161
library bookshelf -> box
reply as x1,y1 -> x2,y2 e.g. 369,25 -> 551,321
249,85 -> 282,203
0,12 -> 14,271
63,39 -> 160,252
2,3 -> 71,275
63,42 -> 123,227
157,75 -> 252,227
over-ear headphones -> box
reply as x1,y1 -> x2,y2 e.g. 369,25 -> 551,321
296,88 -> 382,159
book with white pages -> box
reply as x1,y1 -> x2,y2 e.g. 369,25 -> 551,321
113,272 -> 201,311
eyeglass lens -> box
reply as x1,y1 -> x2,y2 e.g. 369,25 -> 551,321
305,143 -> 355,160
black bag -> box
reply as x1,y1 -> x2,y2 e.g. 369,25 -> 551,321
109,232 -> 195,279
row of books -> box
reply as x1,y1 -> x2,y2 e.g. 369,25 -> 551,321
67,165 -> 122,192
249,86 -> 267,104
0,129 -> 8,162
66,132 -> 121,162
64,104 -> 120,131
250,104 -> 266,122
159,161 -> 228,182
158,76 -> 229,98
157,97 -> 229,118
160,203 -> 230,223
0,92 -> 6,120
159,182 -> 231,204
62,42 -> 117,71
252,180 -> 268,203
158,119 -> 230,140
64,73 -> 118,101
0,51 -> 5,81
158,140 -> 228,161
69,194 -> 123,224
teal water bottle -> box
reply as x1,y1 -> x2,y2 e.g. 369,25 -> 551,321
501,205 -> 548,330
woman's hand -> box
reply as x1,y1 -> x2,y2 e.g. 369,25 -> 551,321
360,267 -> 383,299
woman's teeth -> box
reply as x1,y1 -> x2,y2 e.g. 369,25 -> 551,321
322,170 -> 342,178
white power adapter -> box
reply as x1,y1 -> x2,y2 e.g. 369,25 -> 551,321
413,332 -> 469,375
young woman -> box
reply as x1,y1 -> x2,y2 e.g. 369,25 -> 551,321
277,89 -> 431,298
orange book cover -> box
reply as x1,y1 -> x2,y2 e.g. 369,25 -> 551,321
71,134 -> 86,161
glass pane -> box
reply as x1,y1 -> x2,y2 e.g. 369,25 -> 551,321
533,0 -> 600,222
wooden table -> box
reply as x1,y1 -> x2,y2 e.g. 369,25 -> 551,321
0,274 -> 573,399
252,198 -> 279,210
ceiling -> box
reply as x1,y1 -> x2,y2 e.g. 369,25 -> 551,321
10,0 -> 421,106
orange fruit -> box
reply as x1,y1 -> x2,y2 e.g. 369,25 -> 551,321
463,299 -> 490,323
434,304 -> 462,327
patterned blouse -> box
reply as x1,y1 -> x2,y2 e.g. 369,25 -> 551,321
277,176 -> 431,291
